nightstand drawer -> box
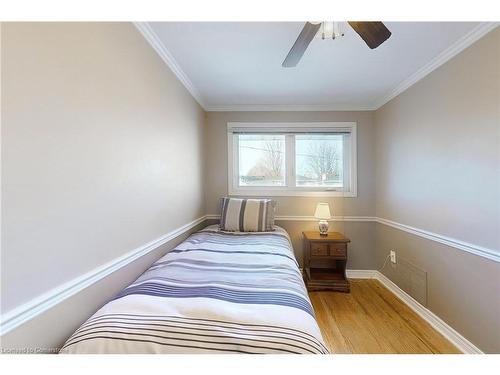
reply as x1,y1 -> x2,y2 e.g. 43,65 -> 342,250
329,244 -> 347,258
311,243 -> 329,256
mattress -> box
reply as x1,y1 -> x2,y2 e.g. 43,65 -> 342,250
59,225 -> 329,354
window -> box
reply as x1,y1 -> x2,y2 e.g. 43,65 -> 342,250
238,134 -> 286,187
228,122 -> 357,197
295,134 -> 344,188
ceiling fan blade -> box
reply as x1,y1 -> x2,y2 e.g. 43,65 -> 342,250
282,22 -> 321,67
348,22 -> 391,49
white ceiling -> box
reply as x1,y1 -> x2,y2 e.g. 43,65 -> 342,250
140,22 -> 495,110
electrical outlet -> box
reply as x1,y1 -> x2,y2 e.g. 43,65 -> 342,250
390,250 -> 397,264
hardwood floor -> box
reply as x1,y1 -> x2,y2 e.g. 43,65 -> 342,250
309,279 -> 461,354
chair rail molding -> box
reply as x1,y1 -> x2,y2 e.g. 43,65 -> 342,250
0,215 -> 207,336
376,217 -> 499,263
206,214 -> 376,222
2,213 -> 496,338
207,214 -> 499,262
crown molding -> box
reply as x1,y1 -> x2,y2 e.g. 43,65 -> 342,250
135,22 -> 498,113
372,22 -> 499,109
204,104 -> 376,112
133,22 -> 207,110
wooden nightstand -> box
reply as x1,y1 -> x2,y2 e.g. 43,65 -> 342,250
303,231 -> 351,292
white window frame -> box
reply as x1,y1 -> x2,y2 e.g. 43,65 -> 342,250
227,122 -> 357,197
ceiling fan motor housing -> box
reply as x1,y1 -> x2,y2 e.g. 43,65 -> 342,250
282,21 -> 391,67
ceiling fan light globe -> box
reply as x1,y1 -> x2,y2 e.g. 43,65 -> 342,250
315,22 -> 344,40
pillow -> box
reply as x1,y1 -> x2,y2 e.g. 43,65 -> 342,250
219,197 -> 275,232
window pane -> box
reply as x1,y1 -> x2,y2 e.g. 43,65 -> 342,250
295,134 -> 344,188
238,134 -> 286,186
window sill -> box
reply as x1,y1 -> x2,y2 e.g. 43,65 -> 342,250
228,189 -> 357,198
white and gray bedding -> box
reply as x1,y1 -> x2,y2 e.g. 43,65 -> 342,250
59,225 -> 329,354
219,197 -> 275,232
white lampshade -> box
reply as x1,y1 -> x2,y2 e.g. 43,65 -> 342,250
314,203 -> 331,220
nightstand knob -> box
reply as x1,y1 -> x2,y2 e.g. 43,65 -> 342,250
311,243 -> 328,256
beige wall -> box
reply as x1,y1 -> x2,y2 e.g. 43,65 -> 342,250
204,111 -> 376,267
374,28 -> 500,353
2,22 -> 498,354
375,28 -> 499,251
205,111 -> 375,216
375,224 -> 500,353
279,220 -> 376,269
0,221 -> 207,351
1,23 -> 206,315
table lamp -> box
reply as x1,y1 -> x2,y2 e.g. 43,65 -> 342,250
314,202 -> 331,236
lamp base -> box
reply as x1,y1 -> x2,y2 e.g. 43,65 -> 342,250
318,220 -> 329,236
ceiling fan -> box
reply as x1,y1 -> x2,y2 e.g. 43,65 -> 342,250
282,21 -> 392,67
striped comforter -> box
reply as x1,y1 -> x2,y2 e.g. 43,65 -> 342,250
60,225 -> 329,354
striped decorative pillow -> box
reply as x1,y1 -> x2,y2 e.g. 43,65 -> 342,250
220,198 -> 275,232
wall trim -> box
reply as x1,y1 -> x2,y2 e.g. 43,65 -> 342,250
206,214 -> 376,222
205,104 -> 375,112
208,214 -> 499,262
376,217 -> 499,263
205,214 -> 221,220
133,22 -> 207,110
3,212 -> 495,339
372,22 -> 498,109
347,269 -> 483,354
0,215 -> 208,336
135,22 -> 497,113
346,269 -> 376,279
276,215 -> 376,222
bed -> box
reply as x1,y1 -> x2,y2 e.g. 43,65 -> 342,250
60,225 -> 329,354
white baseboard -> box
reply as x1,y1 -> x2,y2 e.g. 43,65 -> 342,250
346,269 -> 377,279
0,215 -> 208,336
0,216 -> 486,356
347,269 -> 483,354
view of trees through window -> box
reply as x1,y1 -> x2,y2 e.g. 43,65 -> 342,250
238,134 -> 344,188
238,134 -> 286,186
296,134 -> 343,187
